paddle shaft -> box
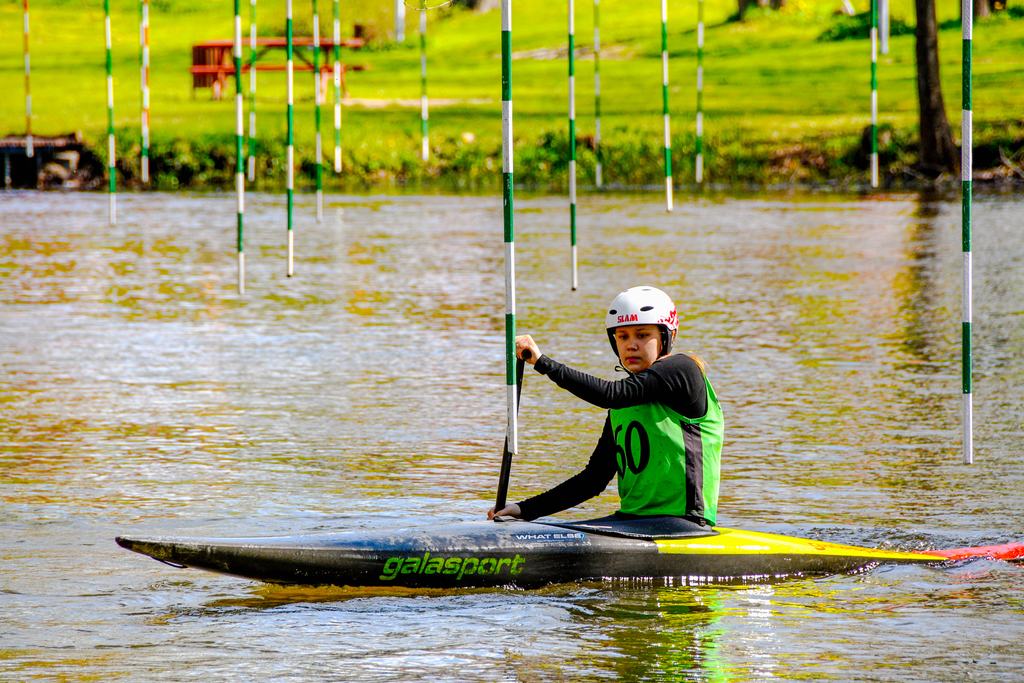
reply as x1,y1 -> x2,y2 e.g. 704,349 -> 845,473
494,352 -> 528,512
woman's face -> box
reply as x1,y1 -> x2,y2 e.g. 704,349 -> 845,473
613,324 -> 662,373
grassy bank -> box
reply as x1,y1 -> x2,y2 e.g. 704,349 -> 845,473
1,0 -> 1022,190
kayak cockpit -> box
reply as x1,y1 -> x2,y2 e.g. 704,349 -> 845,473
532,514 -> 717,540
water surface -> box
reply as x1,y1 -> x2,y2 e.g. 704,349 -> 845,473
2,190 -> 1022,681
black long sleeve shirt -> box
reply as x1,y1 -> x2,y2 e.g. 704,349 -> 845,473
516,353 -> 707,521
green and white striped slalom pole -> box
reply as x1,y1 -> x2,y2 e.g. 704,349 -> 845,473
962,0 -> 972,464
501,0 -> 519,470
660,0 -> 673,212
420,9 -> 429,161
313,0 -> 323,222
695,0 -> 704,184
870,0 -> 879,188
286,0 -> 295,276
247,0 -> 257,182
139,0 -> 150,184
593,0 -> 602,188
234,0 -> 245,293
23,0 -> 32,158
333,0 -> 342,172
568,0 -> 577,290
104,0 -> 117,225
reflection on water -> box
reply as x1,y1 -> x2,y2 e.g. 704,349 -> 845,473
1,190 -> 1023,680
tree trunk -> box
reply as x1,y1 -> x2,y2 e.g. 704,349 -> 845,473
453,0 -> 499,10
914,0 -> 958,176
974,0 -> 991,18
738,0 -> 782,19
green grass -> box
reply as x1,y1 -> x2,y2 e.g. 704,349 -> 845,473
1,0 -> 1021,189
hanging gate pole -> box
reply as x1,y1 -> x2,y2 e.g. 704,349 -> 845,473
660,0 -> 673,212
23,0 -> 33,158
313,0 -> 324,222
139,0 -> 151,184
333,0 -> 342,172
234,0 -> 246,293
247,0 -> 257,182
961,0 -> 973,464
568,0 -> 577,290
420,9 -> 429,161
286,0 -> 295,276
695,0 -> 704,184
104,0 -> 117,225
870,0 -> 879,188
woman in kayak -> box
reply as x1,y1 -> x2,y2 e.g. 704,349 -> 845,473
488,285 -> 724,529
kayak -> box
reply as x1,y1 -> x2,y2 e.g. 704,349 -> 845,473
114,516 -> 990,588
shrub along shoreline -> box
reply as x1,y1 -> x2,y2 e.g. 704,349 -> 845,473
64,120 -> 1023,193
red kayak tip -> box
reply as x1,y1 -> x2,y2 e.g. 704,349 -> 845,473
930,541 -> 1024,562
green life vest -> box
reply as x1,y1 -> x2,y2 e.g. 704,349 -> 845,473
609,374 -> 723,524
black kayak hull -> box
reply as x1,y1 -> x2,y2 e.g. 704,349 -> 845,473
116,520 -> 947,588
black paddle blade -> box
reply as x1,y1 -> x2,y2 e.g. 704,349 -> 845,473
493,358 -> 526,513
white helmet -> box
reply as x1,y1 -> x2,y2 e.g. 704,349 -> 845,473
605,286 -> 678,357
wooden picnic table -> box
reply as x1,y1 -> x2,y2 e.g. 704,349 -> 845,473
191,37 -> 366,99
